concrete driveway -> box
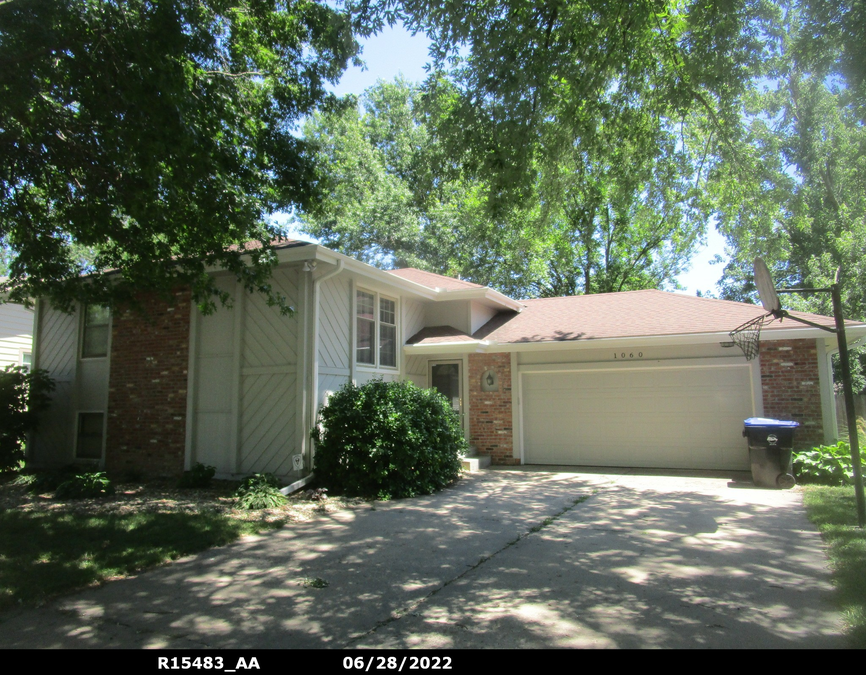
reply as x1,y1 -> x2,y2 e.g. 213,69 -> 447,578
0,468 -> 844,649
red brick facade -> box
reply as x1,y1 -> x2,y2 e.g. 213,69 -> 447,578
468,353 -> 518,465
105,290 -> 191,477
759,339 -> 825,449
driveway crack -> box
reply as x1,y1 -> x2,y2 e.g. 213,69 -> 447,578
342,493 -> 593,647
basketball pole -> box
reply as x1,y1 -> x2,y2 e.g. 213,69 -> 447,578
832,276 -> 866,528
777,269 -> 866,527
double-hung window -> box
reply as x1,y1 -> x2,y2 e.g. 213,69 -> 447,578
356,290 -> 397,368
82,304 -> 110,358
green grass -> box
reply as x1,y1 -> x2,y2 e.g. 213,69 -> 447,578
802,485 -> 866,647
0,509 -> 283,610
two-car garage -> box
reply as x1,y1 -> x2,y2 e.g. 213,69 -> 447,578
519,359 -> 758,471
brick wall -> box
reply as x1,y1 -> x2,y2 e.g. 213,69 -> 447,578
759,338 -> 825,449
105,289 -> 191,477
468,353 -> 518,465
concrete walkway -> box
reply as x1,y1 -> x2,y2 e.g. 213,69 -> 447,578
0,468 -> 844,649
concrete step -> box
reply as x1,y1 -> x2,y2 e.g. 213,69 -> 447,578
461,454 -> 491,472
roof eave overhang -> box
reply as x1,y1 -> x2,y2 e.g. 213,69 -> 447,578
403,341 -> 489,355
480,325 -> 866,353
431,287 -> 524,312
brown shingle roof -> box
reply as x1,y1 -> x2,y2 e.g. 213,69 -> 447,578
407,326 -> 478,345
387,268 -> 484,291
472,289 -> 855,344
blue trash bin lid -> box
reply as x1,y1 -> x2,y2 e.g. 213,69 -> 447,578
744,417 -> 800,429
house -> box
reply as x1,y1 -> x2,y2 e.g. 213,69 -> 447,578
0,293 -> 34,369
27,240 -> 866,478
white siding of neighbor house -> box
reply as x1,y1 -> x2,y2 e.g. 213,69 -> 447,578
30,303 -> 78,465
191,268 -> 304,477
0,303 -> 34,367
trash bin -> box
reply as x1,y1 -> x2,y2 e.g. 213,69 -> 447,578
743,417 -> 800,489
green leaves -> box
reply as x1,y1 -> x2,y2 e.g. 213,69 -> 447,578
312,378 -> 465,499
0,365 -> 55,472
0,0 -> 359,313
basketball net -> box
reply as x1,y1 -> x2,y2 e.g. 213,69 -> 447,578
729,313 -> 777,361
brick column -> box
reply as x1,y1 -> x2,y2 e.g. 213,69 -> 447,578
759,338 -> 825,450
105,289 -> 191,477
468,353 -> 519,465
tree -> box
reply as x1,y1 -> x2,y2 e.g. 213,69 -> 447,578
0,0 -> 359,313
299,78 -> 550,297
352,0 -> 772,213
708,1 -> 866,320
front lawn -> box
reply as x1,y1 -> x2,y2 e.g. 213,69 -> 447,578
0,476 -> 364,610
802,485 -> 866,647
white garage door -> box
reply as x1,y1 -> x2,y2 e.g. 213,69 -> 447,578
521,363 -> 754,470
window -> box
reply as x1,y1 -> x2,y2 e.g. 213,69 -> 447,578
76,412 -> 104,460
19,351 -> 31,369
82,304 -> 110,358
356,290 -> 398,368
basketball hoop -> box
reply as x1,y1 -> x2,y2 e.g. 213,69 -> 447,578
729,312 -> 777,361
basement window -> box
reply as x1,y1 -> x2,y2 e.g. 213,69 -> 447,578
76,412 -> 104,460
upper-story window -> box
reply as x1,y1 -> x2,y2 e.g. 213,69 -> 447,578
82,304 -> 110,358
356,290 -> 397,368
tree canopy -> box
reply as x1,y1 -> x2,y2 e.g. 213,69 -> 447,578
299,77 -> 710,299
0,0 -> 358,312
708,0 -> 866,320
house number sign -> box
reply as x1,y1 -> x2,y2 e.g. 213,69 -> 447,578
613,351 -> 643,359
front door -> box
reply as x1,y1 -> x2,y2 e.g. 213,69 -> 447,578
429,361 -> 463,429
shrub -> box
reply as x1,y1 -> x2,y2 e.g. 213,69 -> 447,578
235,485 -> 287,510
26,465 -> 78,494
0,365 -> 55,472
312,379 -> 465,499
234,473 -> 287,510
55,471 -> 115,499
177,462 -> 216,488
795,441 -> 866,485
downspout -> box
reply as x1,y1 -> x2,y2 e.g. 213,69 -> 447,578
309,260 -> 344,463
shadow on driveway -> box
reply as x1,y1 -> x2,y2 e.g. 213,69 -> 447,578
0,469 -> 843,649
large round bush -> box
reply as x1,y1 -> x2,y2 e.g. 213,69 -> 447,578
312,379 -> 465,499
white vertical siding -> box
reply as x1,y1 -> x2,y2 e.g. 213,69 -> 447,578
191,276 -> 237,474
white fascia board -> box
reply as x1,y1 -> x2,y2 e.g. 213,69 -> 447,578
433,287 -> 524,312
403,341 -> 488,355
282,245 -> 524,309
482,325 -> 866,353
308,248 -> 439,300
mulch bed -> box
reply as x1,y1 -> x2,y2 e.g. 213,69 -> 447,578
0,475 -> 369,525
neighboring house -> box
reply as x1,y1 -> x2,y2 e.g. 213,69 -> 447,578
27,240 -> 866,478
0,296 -> 34,369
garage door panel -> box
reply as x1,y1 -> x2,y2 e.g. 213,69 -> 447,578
522,364 -> 753,470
